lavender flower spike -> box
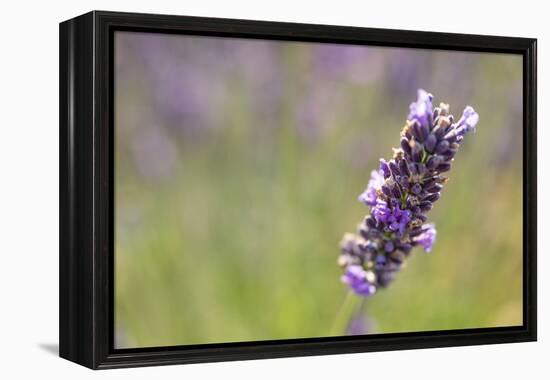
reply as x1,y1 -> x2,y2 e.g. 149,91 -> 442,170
338,89 -> 479,296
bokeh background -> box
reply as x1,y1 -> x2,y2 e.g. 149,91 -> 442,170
114,31 -> 523,348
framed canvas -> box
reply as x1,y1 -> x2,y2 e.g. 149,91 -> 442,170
59,10 -> 537,369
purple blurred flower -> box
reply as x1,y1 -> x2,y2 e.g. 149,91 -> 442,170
314,45 -> 356,76
131,129 -> 178,182
313,44 -> 372,82
341,265 -> 377,296
339,89 -> 478,296
346,313 -> 376,335
358,170 -> 385,206
296,83 -> 341,141
386,51 -> 428,95
235,40 -> 284,128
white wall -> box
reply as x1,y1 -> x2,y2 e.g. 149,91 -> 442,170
0,0 -> 546,378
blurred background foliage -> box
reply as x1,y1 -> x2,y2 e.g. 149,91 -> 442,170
114,32 -> 523,348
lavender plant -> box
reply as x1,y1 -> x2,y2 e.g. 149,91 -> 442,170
339,89 -> 479,297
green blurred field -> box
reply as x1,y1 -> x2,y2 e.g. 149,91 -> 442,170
114,32 -> 523,348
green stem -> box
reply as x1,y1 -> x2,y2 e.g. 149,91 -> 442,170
421,150 -> 428,163
330,291 -> 359,336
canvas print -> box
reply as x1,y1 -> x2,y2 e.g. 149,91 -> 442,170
114,31 -> 523,348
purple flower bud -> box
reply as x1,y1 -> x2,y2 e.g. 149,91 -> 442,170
341,234 -> 368,257
426,155 -> 443,170
396,175 -> 409,188
372,199 -> 391,223
389,250 -> 405,265
379,159 -> 391,178
423,192 -> 440,202
365,217 -> 376,228
412,123 -> 429,143
400,244 -> 413,254
433,124 -> 447,139
425,183 -> 443,193
373,201 -> 411,236
409,227 -> 423,237
425,133 -> 437,152
376,270 -> 395,287
359,225 -> 369,240
419,201 -> 433,212
408,89 -> 433,128
457,106 -> 479,133
437,162 -> 451,172
401,138 -> 411,156
409,198 -> 420,208
384,241 -> 394,253
413,224 -> 437,252
435,140 -> 450,154
443,149 -> 457,160
358,170 -> 385,207
365,241 -> 377,253
398,159 -> 410,176
422,176 -> 437,188
411,183 -> 422,194
391,186 -> 401,199
389,161 -> 400,176
417,214 -> 428,222
416,163 -> 427,175
341,265 -> 376,296
419,123 -> 430,141
381,185 -> 392,197
411,140 -> 424,162
447,135 -> 460,145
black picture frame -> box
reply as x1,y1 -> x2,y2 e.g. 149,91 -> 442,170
59,10 -> 537,369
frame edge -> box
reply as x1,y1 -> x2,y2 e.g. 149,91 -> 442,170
59,11 -> 98,370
